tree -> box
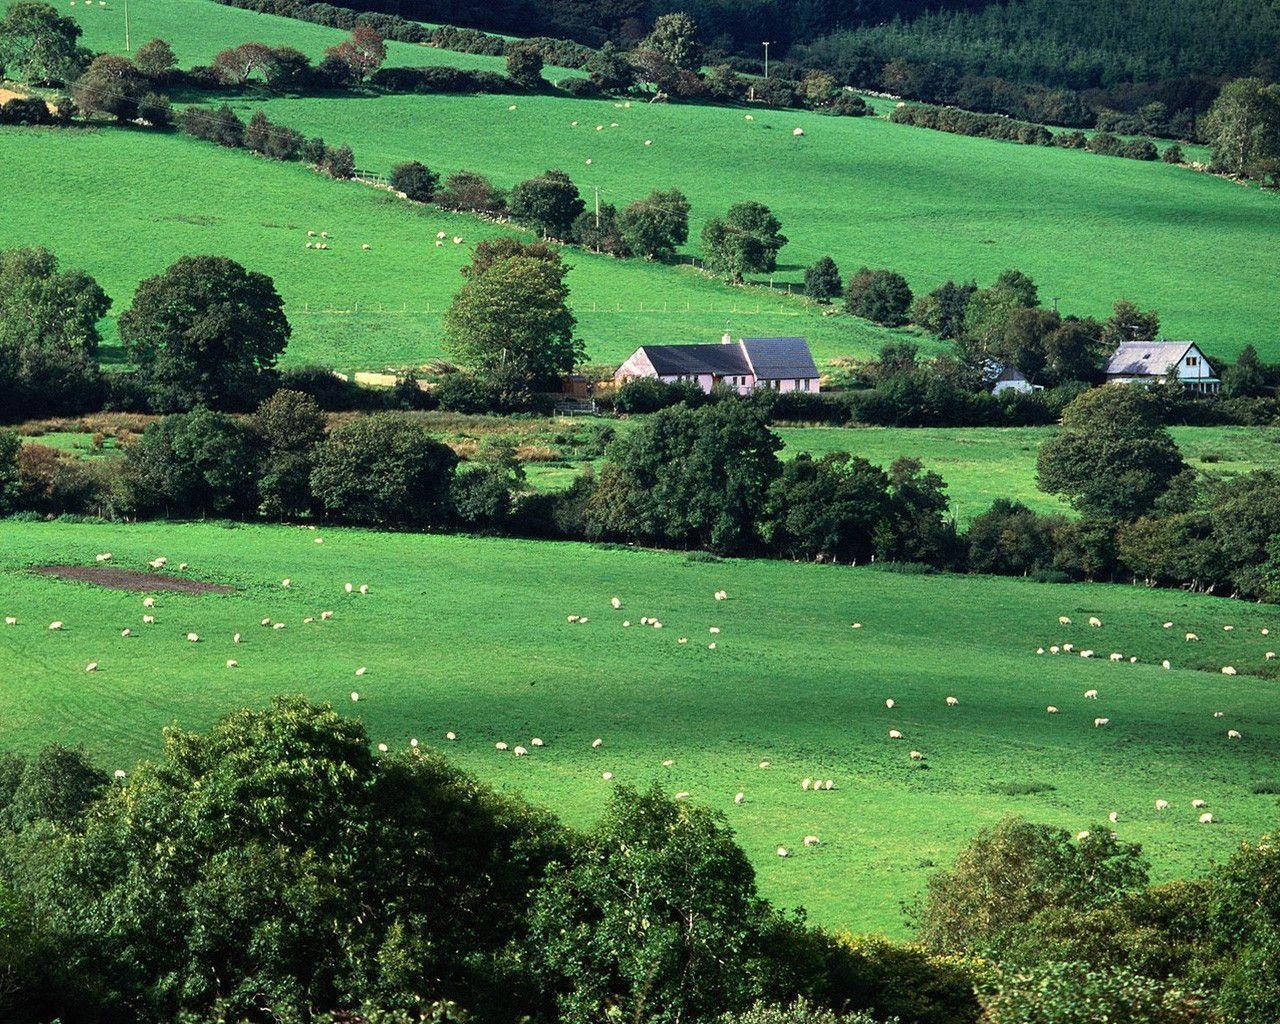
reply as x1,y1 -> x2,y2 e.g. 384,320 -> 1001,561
72,54 -> 145,121
1221,343 -> 1269,397
1201,77 -> 1280,175
443,251 -> 581,389
802,256 -> 841,302
436,169 -> 506,213
133,37 -> 176,79
1036,386 -> 1186,520
124,406 -> 262,516
509,169 -> 585,239
0,0 -> 85,84
118,255 -> 290,411
524,784 -> 772,1024
211,41 -> 276,85
319,143 -> 355,179
961,269 -> 1040,357
0,246 -> 109,419
571,202 -> 628,256
911,280 -> 976,339
586,40 -> 633,90
587,401 -> 782,553
389,160 -> 439,202
981,961 -> 1205,1024
263,44 -> 310,90
616,188 -> 690,260
254,388 -> 326,518
0,431 -> 20,512
310,413 -> 457,526
641,12 -> 703,71
915,816 -> 1148,954
1100,299 -> 1159,350
1,743 -> 105,831
844,267 -> 913,326
324,24 -> 385,84
764,452 -> 892,562
505,44 -> 544,88
701,201 -> 788,283
463,236 -> 561,277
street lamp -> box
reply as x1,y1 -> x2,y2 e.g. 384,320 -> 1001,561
762,41 -> 772,80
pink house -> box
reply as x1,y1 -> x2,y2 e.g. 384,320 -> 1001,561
614,334 -> 820,395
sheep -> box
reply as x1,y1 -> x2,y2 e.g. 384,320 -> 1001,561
142,615 -> 155,625
776,846 -> 789,857
359,584 -> 369,594
1199,813 -> 1215,824
233,633 -> 241,643
1162,660 -> 1171,669
1036,647 -> 1045,655
793,127 -> 805,136
851,622 -> 862,629
186,633 -> 199,642
1063,643 -> 1075,652
452,237 -> 463,245
745,114 -> 754,120
114,769 -> 126,779
345,583 -> 354,593
272,622 -> 286,630
1084,689 -> 1099,699
436,231 -> 447,240
1058,615 -> 1072,625
1222,666 -> 1237,676
803,835 -> 820,847
580,617 -> 590,624
1228,729 -> 1242,739
314,537 -> 323,544
3,617 -> 14,626
592,738 -> 603,749
508,104 -> 517,111
909,750 -> 924,760
1163,621 -> 1173,628
320,611 -> 334,620
308,231 -> 317,237
1089,616 -> 1102,627
378,743 -> 388,753
513,746 -> 528,756
361,243 -> 371,251
1109,653 -> 1123,662
1047,706 -> 1059,714
678,637 -> 689,644
143,597 -> 156,608
320,231 -> 329,239
121,629 -> 131,637
303,617 -> 314,624
601,771 -> 613,780
640,617 -> 650,625
946,696 -> 959,706
734,792 -> 745,805
261,617 -> 272,626
622,621 -> 631,627
1224,625 -> 1235,631
495,742 -> 509,751
446,732 -> 457,741
531,737 -> 544,747
148,557 -> 166,569
1268,652 -> 1278,660
674,792 -> 689,800
48,620 -> 65,631
1264,628 -> 1272,636
888,729 -> 903,739
306,242 -> 314,249
571,120 -> 579,126
1094,717 -> 1110,727
714,590 -> 728,601
644,140 -> 652,146
758,760 -> 771,768
1186,632 -> 1199,641
823,780 -> 834,790
1129,656 -> 1138,664
1192,799 -> 1207,808
709,626 -> 721,634
1080,649 -> 1094,658
1214,711 -> 1225,718
226,659 -> 238,668
567,615 -> 580,623
610,122 -> 619,128
585,159 -> 593,165
611,597 -> 622,609
1109,811 -> 1120,823
801,778 -> 812,790
85,662 -> 98,672
355,667 -> 367,677
1050,645 -> 1060,654
663,759 -> 674,766
885,698 -> 895,709
1155,799 -> 1170,810
96,553 -> 112,562
410,739 -> 418,748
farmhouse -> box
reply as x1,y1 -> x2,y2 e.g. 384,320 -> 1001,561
1105,340 -> 1220,393
989,364 -> 1039,395
614,334 -> 820,395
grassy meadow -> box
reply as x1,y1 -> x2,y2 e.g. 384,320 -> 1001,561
3,519 -> 1280,933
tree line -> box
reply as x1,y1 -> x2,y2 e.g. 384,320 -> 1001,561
3,695 -> 1280,1022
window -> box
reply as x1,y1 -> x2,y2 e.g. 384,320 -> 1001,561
1187,356 -> 1199,366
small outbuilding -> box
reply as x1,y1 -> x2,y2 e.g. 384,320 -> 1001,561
990,364 -> 1038,395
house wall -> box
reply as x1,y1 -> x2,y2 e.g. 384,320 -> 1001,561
762,377 -> 820,394
992,379 -> 1034,395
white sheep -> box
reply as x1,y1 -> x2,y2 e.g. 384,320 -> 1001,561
1222,666 -> 1237,676
709,626 -> 720,634
1228,729 -> 1242,739
410,739 -> 419,748
378,743 -> 388,753
96,553 -> 112,562
1186,632 -> 1199,641
946,696 -> 959,706
1050,645 -> 1060,654
1080,650 -> 1094,658
793,127 -> 805,136
714,590 -> 728,601
803,835 -> 820,847
48,621 -> 63,630
1058,615 -> 1072,625
355,667 -> 367,677
1084,689 -> 1099,699
1155,799 -> 1170,811
321,611 -> 334,620
663,759 -> 674,766
1094,717 -> 1110,727
1267,652 -> 1276,660
1224,625 -> 1235,631
1036,647 -> 1045,655
3,617 -> 14,626
909,750 -> 924,760
776,846 -> 789,857
514,746 -> 528,756
1163,621 -> 1173,628
186,633 -> 199,642
359,584 -> 369,594
644,140 -> 652,146
350,692 -> 359,702
1063,643 -> 1075,652
823,780 -> 834,790
1109,652 -> 1123,661
148,557 -> 166,569
273,622 -> 286,630
601,771 -> 613,780
1077,830 -> 1090,840
1047,706 -> 1059,714
142,615 -> 155,625
759,760 -> 771,768
261,617 -> 272,626
674,791 -> 689,800
362,243 -> 371,250
1109,811 -> 1119,823
226,659 -> 238,668
567,614 -> 580,623
592,738 -> 603,748
1162,660 -> 1171,669
446,732 -> 457,740
85,662 -> 98,672
308,230 -> 317,237
495,742 -> 509,751
120,629 -> 130,637
1192,798 -> 1207,808
233,633 -> 241,643
1089,616 -> 1102,627
531,737 -> 544,747
452,236 -> 463,245
1199,813 -> 1214,824
143,597 -> 155,608
436,231 -> 446,239
611,597 -> 621,609
888,729 -> 903,739
734,792 -> 744,805
1214,711 -> 1225,718
801,778 -> 812,790
320,231 -> 329,239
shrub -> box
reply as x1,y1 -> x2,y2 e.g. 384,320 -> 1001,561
436,170 -> 506,214
613,376 -> 707,413
1162,143 -> 1184,164
557,75 -> 602,97
844,267 -> 913,326
389,160 -> 439,202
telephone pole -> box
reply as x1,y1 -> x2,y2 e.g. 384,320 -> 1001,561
124,0 -> 131,51
762,41 -> 772,80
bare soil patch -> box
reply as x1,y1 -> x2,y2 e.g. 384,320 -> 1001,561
31,565 -> 235,595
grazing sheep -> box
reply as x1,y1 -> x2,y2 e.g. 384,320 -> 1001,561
1094,717 -> 1110,727
320,232 -> 329,239
3,617 -> 14,625
1063,643 -> 1075,652
186,633 -> 199,642
803,835 -> 820,847
303,617 -> 314,624
85,662 -> 98,672
567,615 -> 580,623
314,537 -> 323,544
885,698 -> 895,708
355,667 -> 366,676
946,696 -> 959,706
1084,689 -> 1099,699
1162,660 -> 1171,669
1059,616 -> 1072,625
1089,616 -> 1102,627
320,611 -> 334,620
143,597 -> 155,608
1155,799 -> 1170,810
452,237 -> 463,245
793,127 -> 805,136
142,615 -> 155,625
663,759 -> 674,766
226,659 -> 238,668
709,626 -> 720,634
272,622 -> 285,630
148,558 -> 166,569
1224,625 -> 1234,631
734,792 -> 744,805
823,780 -> 833,790
645,140 -> 652,146
1199,813 -> 1214,824
96,553 -> 112,562
776,846 -> 789,857
1214,711 -> 1225,718
1047,706 -> 1059,714
120,629 -> 130,637
1186,633 -> 1199,641
1036,647 -> 1045,654
601,771 -> 613,780
802,778 -> 812,790
1050,645 -> 1060,654
759,760 -> 771,768
1268,652 -> 1277,660
675,791 -> 689,799
508,104 -> 517,111
1163,621 -> 1173,628
1264,628 -> 1271,636
410,739 -> 418,748
308,231 -> 316,237
1109,811 -> 1119,823
909,750 -> 924,760
1228,729 -> 1242,739
1222,666 -> 1237,676
261,617 -> 272,626
851,622 -> 862,629
446,732 -> 456,740
678,637 -> 689,644
622,621 -> 631,627
513,746 -> 528,756
359,584 -> 369,594
592,738 -> 603,748
495,742 -> 509,751
345,583 -> 354,593
1109,652 -> 1123,661
48,621 -> 64,631
531,738 -> 544,747
233,633 -> 241,643
715,590 -> 728,601
1080,650 -> 1094,658
361,244 -> 371,251
1192,799 -> 1206,808
888,729 -> 903,739
611,597 -> 621,609
378,743 -> 388,753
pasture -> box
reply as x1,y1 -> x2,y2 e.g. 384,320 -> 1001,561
3,519 -> 1280,934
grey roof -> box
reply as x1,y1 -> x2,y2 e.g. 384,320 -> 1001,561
638,344 -> 751,377
1105,341 -> 1195,377
740,337 -> 819,380
993,364 -> 1028,383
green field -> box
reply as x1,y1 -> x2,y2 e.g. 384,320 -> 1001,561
4,519 -> 1280,934
4,0 -> 1279,372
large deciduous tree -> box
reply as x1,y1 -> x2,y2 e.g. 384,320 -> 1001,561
323,24 -> 385,84
444,248 -> 581,389
118,255 -> 290,411
641,12 -> 703,71
700,201 -> 787,283
1201,77 -> 1280,176
0,0 -> 85,84
509,169 -> 585,239
72,54 -> 146,121
617,188 -> 690,260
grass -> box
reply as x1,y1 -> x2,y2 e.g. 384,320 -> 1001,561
3,519 -> 1280,935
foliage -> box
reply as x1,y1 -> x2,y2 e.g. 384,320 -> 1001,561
324,24 -> 386,84
310,413 -> 458,526
133,37 -> 177,79
803,257 -> 841,302
0,0 -> 84,83
389,160 -> 440,203
1201,77 -> 1280,176
979,961 -> 1205,1024
616,188 -> 690,260
509,168 -> 585,239
764,452 -> 892,563
844,268 -> 913,327
254,388 -> 326,518
505,44 -> 544,89
118,255 -> 291,412
72,54 -> 147,122
701,201 -> 788,283
642,12 -> 703,71
719,998 -> 884,1024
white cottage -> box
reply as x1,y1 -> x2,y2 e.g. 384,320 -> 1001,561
1104,340 -> 1220,394
614,334 -> 820,395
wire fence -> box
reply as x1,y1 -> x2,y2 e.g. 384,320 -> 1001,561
290,298 -> 815,316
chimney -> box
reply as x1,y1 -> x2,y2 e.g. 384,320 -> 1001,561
721,331 -> 732,345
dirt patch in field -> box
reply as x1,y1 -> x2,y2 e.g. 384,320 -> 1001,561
31,566 -> 235,595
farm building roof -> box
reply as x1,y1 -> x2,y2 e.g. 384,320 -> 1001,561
1105,340 -> 1196,377
637,344 -> 752,377
741,337 -> 819,380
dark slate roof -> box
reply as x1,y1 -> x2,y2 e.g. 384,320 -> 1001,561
1105,341 -> 1194,377
638,344 -> 751,377
994,364 -> 1028,383
740,337 -> 819,380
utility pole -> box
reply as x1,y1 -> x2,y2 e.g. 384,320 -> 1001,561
1051,296 -> 1059,313
593,185 -> 600,229
762,41 -> 772,80
124,0 -> 130,51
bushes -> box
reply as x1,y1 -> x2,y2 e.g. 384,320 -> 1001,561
844,268 -> 913,326
389,160 -> 439,202
368,65 -> 512,95
182,103 -> 353,172
613,376 -> 708,414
